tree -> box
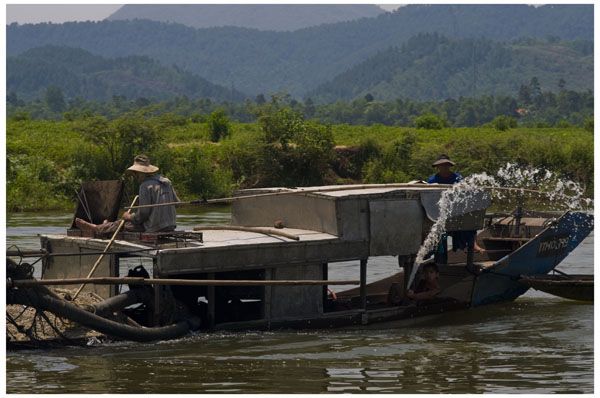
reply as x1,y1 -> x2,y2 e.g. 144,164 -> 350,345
364,93 -> 374,102
529,77 -> 542,98
255,94 -> 266,105
491,115 -> 517,131
583,117 -> 593,132
304,97 -> 316,118
45,86 -> 66,113
7,91 -> 19,106
414,113 -> 446,130
76,115 -> 161,179
518,84 -> 531,105
257,107 -> 334,186
207,109 -> 230,142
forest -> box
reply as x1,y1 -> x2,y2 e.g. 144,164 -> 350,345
7,82 -> 593,129
7,4 -> 592,96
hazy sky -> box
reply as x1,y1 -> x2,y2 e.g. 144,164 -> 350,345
6,4 -> 122,24
6,4 -> 402,24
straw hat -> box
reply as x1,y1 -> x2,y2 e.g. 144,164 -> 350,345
127,154 -> 159,174
432,154 -> 456,167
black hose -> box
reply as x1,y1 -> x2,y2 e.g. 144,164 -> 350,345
93,289 -> 152,317
8,288 -> 199,342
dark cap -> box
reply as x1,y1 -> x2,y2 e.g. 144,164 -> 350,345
432,154 -> 455,167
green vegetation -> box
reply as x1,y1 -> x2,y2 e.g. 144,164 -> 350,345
491,115 -> 517,131
7,84 -> 593,130
414,113 -> 447,130
7,111 -> 593,212
207,109 -> 230,142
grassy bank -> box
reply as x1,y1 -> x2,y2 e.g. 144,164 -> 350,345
7,118 -> 593,212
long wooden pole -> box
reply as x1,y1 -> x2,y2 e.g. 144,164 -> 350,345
9,277 -> 360,288
125,184 -> 567,211
125,183 -> 446,210
72,195 -> 139,300
192,225 -> 300,240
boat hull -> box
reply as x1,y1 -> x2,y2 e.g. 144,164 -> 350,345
471,211 -> 593,306
519,274 -> 593,302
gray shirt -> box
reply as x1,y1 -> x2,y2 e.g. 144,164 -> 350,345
131,174 -> 180,232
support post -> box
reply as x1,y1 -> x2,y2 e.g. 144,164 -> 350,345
322,262 -> 328,312
466,240 -> 475,272
360,258 -> 367,311
264,268 -> 272,327
207,272 -> 215,330
152,258 -> 160,326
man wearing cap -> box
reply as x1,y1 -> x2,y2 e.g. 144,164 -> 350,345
427,154 -> 462,184
427,154 -> 484,253
76,154 -> 180,235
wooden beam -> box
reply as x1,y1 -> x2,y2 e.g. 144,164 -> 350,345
9,277 -> 360,288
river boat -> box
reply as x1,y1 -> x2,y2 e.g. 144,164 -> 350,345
6,181 -> 593,344
518,274 -> 593,302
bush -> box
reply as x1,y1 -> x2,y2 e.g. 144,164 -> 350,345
584,117 -> 593,132
555,119 -> 571,128
207,109 -> 230,142
492,115 -> 517,131
168,147 -> 234,199
7,155 -> 74,211
75,115 -> 162,179
414,113 -> 446,130
362,132 -> 418,183
152,112 -> 188,129
10,111 -> 30,122
191,113 -> 205,123
256,107 -> 334,186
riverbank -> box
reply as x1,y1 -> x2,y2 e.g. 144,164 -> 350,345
7,118 -> 593,212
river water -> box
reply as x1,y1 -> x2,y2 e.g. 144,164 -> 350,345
5,208 -> 594,393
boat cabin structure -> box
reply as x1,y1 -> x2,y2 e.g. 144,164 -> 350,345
39,183 -> 494,330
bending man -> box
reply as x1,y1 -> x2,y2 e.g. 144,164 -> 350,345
76,154 -> 180,236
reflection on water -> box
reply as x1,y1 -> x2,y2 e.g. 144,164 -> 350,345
5,208 -> 594,394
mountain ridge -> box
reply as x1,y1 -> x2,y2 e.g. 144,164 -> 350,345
7,4 -> 593,97
7,45 -> 246,101
308,34 -> 593,102
106,4 -> 385,31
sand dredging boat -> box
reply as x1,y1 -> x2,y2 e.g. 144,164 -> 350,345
6,181 -> 593,347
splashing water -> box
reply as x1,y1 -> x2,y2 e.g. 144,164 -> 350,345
407,163 -> 593,289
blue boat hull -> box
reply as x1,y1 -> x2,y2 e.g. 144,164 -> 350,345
471,211 -> 593,306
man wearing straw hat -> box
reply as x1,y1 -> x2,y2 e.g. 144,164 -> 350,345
427,154 -> 463,184
426,154 -> 484,253
76,154 -> 180,236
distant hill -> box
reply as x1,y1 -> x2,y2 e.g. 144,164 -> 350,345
308,34 -> 594,102
106,4 -> 385,31
7,4 -> 593,98
7,46 -> 246,101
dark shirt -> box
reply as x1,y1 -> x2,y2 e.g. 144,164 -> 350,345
427,172 -> 462,184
